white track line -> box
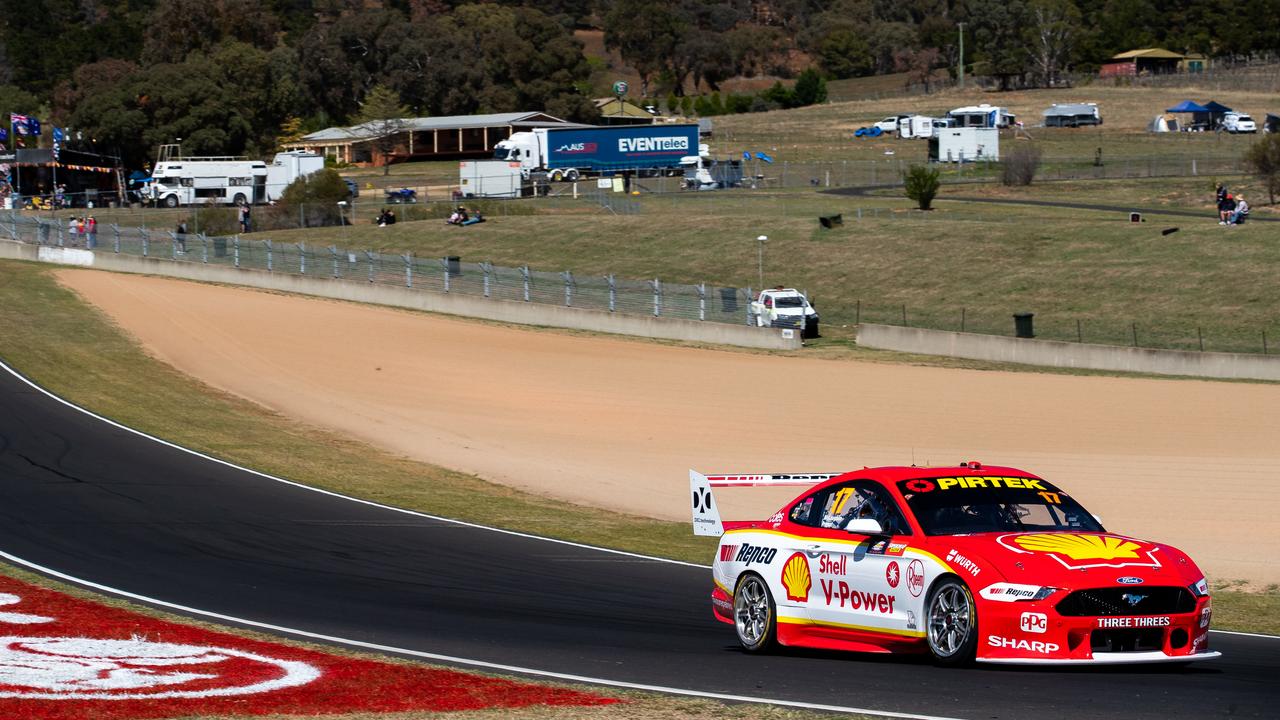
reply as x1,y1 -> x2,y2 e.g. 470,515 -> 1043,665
0,359 -> 1276,720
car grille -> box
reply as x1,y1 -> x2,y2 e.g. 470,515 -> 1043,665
1091,628 -> 1164,653
1055,587 -> 1195,617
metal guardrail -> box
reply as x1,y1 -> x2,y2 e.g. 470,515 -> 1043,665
3,212 -> 759,327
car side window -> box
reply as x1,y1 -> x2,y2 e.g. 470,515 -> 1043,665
791,481 -> 911,535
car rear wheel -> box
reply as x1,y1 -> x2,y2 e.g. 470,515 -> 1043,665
926,578 -> 977,665
734,574 -> 778,653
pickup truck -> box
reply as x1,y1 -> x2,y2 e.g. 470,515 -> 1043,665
1222,112 -> 1257,133
750,288 -> 819,338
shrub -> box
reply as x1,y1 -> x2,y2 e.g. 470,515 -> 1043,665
1001,144 -> 1043,186
903,165 -> 941,210
1243,133 -> 1280,204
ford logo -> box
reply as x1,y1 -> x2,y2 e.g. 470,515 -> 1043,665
1116,576 -> 1144,585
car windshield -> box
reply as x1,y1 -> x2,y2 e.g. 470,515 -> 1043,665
773,296 -> 805,308
897,475 -> 1104,535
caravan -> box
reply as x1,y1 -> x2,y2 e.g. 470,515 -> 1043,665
947,104 -> 1017,129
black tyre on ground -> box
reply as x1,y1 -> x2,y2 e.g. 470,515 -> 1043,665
734,573 -> 778,653
163,195 -> 179,209
232,193 -> 247,206
926,577 -> 978,665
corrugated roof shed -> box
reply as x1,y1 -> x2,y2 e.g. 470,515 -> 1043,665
1111,48 -> 1184,60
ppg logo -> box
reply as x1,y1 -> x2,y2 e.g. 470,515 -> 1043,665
693,488 -> 713,513
1020,611 -> 1048,634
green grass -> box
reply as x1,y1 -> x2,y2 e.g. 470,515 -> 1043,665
0,258 -> 1277,636
220,180 -> 1280,355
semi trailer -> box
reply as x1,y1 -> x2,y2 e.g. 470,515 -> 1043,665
491,125 -> 701,181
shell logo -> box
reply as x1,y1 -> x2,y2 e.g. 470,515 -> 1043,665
780,553 -> 811,602
1000,533 -> 1162,570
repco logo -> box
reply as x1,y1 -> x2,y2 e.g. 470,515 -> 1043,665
735,544 -> 778,566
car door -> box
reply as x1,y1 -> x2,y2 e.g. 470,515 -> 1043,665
795,481 -> 916,636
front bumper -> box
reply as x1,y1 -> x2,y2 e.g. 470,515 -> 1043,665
977,594 -> 1218,664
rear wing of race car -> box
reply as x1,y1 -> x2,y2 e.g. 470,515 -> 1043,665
690,469 -> 843,537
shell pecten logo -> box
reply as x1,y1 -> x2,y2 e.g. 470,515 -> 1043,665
1000,533 -> 1162,570
1013,533 -> 1138,560
780,553 -> 811,602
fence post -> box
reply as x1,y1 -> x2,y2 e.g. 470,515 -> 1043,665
652,278 -> 662,317
402,253 -> 412,287
233,235 -> 240,267
112,224 -> 120,253
56,219 -> 64,247
168,231 -> 178,259
607,274 -> 616,312
562,271 -> 573,306
265,239 -> 273,271
299,243 -> 306,274
201,234 -> 209,263
440,257 -> 450,292
329,246 -> 339,277
141,228 -> 149,257
521,266 -> 530,302
365,250 -> 375,283
482,261 -> 492,297
747,286 -> 753,325
698,282 -> 706,321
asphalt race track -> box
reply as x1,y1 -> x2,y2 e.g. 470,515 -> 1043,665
0,363 -> 1276,719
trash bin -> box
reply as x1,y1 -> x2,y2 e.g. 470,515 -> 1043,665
1014,312 -> 1035,338
214,237 -> 227,258
446,256 -> 461,277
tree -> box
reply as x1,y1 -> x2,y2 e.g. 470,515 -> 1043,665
356,84 -> 409,175
1243,134 -> 1280,205
792,69 -> 828,106
1024,0 -> 1081,87
903,165 -> 941,210
971,1 -> 1032,89
894,48 -> 942,92
817,30 -> 874,79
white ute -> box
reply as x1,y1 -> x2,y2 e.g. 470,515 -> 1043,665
1223,112 -> 1257,133
751,287 -> 819,338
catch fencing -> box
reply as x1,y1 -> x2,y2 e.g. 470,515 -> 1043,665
2,212 -> 759,328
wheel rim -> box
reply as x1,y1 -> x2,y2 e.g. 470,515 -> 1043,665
927,584 -> 971,657
734,577 -> 770,646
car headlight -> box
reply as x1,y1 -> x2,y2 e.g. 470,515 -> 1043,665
1190,577 -> 1209,598
979,583 -> 1062,602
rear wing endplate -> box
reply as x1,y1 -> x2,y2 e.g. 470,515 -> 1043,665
690,470 -> 843,537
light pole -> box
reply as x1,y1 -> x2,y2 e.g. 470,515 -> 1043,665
756,235 -> 768,289
337,201 -> 349,242
957,23 -> 966,90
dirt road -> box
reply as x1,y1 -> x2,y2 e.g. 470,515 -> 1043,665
59,270 -> 1280,584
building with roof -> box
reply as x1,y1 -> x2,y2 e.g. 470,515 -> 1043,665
1100,49 -> 1186,77
282,111 -> 581,166
593,98 -> 658,126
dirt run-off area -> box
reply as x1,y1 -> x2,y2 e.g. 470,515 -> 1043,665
58,270 -> 1280,586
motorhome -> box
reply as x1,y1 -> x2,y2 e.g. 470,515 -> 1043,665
1043,103 -> 1102,127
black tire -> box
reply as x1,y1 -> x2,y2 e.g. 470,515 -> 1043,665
566,169 -> 580,182
163,194 -> 179,209
232,193 -> 247,206
925,577 -> 978,665
733,573 -> 778,653
549,169 -> 563,182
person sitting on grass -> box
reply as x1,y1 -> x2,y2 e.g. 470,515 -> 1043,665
1218,193 -> 1236,224
1227,195 -> 1249,225
446,206 -> 469,225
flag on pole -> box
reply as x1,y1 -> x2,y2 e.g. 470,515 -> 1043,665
0,127 -> 6,152
10,114 -> 29,133
28,118 -> 40,136
52,127 -> 64,160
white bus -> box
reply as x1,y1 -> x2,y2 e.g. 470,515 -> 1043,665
146,144 -> 268,208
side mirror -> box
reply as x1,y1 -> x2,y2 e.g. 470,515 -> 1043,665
845,518 -> 884,535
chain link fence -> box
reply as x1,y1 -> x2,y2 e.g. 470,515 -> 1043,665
3,212 -> 757,328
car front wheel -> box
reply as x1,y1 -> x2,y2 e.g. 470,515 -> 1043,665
734,574 -> 778,653
926,577 -> 977,665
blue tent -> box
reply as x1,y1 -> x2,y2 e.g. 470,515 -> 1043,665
1166,100 -> 1208,113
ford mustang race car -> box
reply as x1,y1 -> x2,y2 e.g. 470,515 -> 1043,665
691,463 -> 1220,665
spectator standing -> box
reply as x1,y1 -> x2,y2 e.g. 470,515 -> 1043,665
237,202 -> 251,233
86,216 -> 97,248
175,220 -> 188,253
68,216 -> 82,245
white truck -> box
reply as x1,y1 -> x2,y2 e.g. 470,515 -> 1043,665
146,145 -> 324,207
750,288 -> 819,338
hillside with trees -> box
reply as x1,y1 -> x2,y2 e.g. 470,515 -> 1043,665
1,0 -> 1275,167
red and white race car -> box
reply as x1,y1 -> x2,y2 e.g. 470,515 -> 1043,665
691,463 -> 1220,665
